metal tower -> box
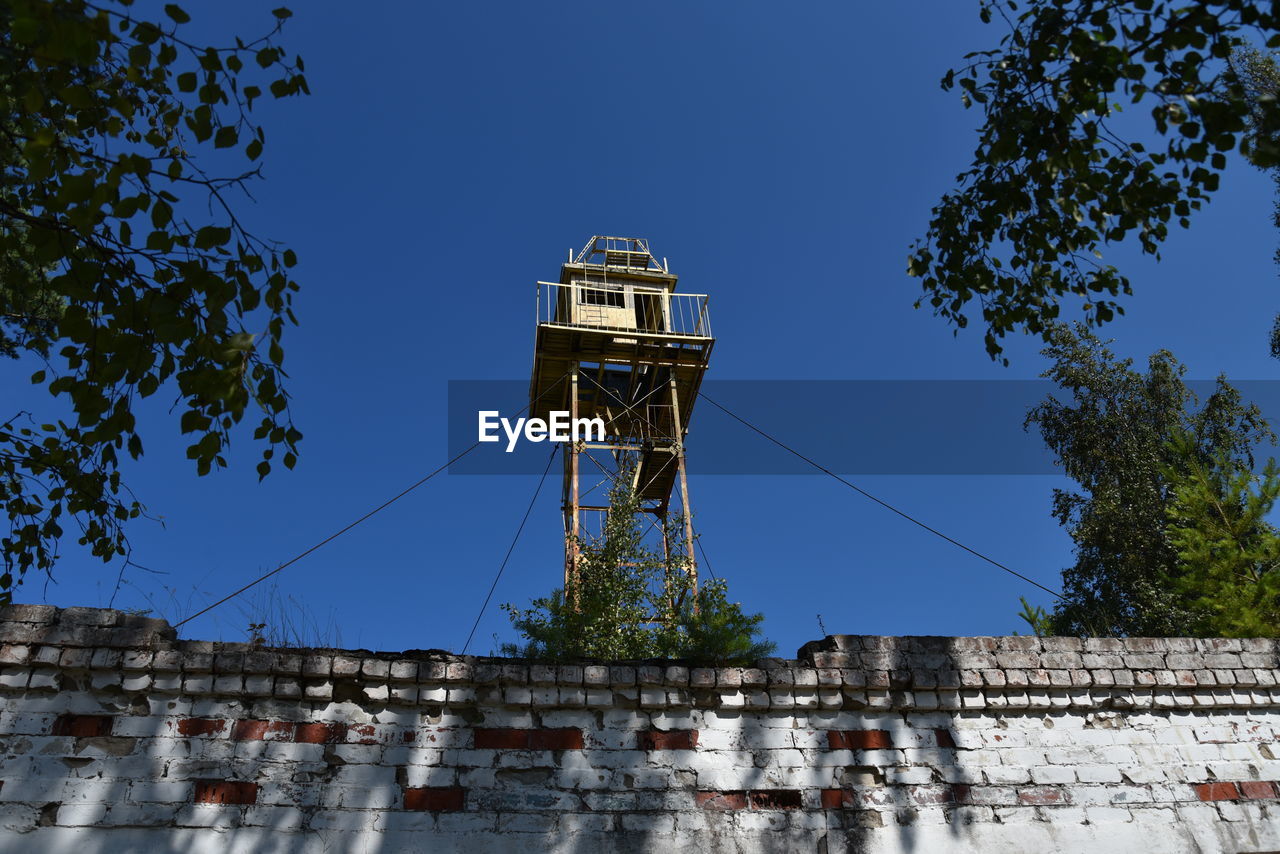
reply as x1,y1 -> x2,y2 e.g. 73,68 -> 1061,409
529,236 -> 714,601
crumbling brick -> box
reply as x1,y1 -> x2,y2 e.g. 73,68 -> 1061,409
193,781 -> 258,805
828,729 -> 893,750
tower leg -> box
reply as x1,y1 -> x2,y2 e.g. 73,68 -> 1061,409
659,505 -> 673,614
667,375 -> 698,602
565,365 -> 581,603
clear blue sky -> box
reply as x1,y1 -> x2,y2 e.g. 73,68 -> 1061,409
9,1 -> 1280,655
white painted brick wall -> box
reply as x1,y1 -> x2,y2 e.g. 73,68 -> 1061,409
0,606 -> 1278,852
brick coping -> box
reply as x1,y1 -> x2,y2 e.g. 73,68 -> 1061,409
0,605 -> 1276,713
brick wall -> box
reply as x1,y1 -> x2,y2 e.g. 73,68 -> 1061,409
0,605 -> 1277,852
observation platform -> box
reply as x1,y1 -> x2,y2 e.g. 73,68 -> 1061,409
528,236 -> 715,509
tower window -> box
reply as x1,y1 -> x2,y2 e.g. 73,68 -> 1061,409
580,287 -> 626,308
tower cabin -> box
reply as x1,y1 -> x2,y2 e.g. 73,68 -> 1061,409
529,236 -> 714,593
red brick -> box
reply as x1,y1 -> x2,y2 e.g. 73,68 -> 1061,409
527,728 -> 584,751
1194,782 -> 1241,802
820,788 -> 844,809
294,722 -> 347,744
403,786 -> 464,812
696,791 -> 748,810
950,784 -> 972,804
51,714 -> 112,738
474,728 -> 530,749
827,729 -> 892,750
1018,786 -> 1069,806
193,780 -> 259,805
230,719 -> 295,742
934,728 -> 956,749
749,790 -> 802,810
348,724 -> 381,745
1239,781 -> 1279,800
639,729 -> 698,751
176,718 -> 226,738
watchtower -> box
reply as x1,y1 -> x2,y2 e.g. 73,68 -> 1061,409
529,236 -> 714,599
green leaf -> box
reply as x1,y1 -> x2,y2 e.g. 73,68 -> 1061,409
194,226 -> 231,249
151,199 -> 173,228
11,18 -> 39,43
163,4 -> 191,24
145,230 -> 174,251
214,126 -> 238,148
225,332 -> 255,351
128,44 -> 152,68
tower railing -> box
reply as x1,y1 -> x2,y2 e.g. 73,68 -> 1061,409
535,282 -> 712,339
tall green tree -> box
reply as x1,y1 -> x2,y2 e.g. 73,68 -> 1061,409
1163,430 -> 1280,637
1028,324 -> 1274,636
909,1 -> 1280,362
502,467 -> 774,664
0,1 -> 307,599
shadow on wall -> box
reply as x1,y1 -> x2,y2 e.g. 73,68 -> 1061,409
805,636 -> 982,854
0,610 -> 385,854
